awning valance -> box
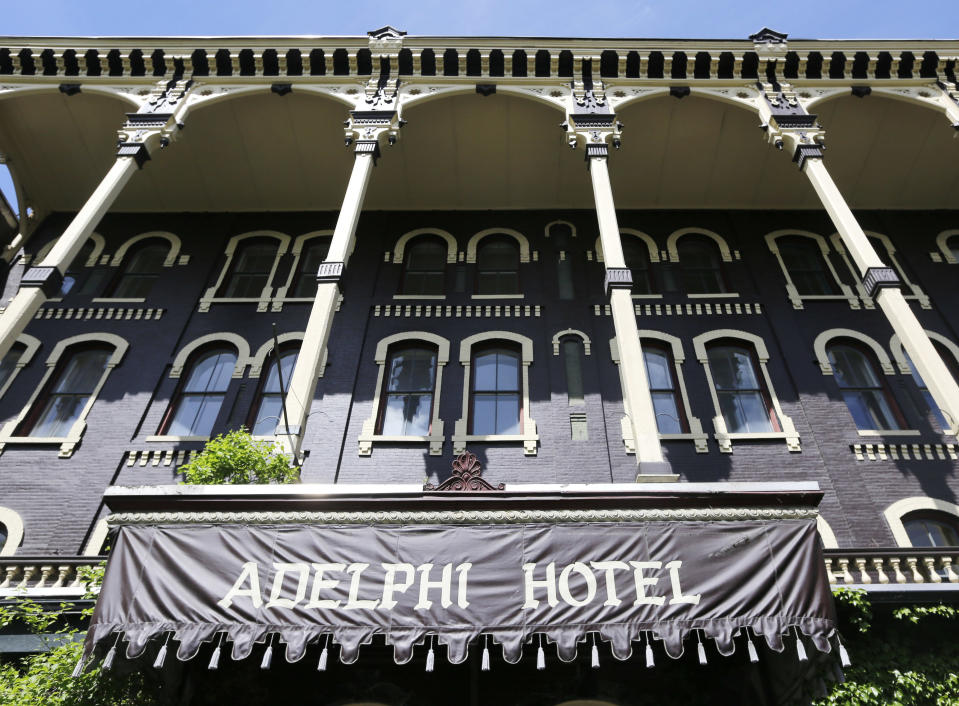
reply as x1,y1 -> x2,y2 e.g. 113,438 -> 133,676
82,514 -> 837,670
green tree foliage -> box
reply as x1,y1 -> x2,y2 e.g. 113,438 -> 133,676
178,428 -> 299,485
817,589 -> 959,706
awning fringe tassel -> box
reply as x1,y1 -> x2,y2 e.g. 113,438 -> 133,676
536,634 -> 545,670
481,635 -> 490,672
696,631 -> 707,665
590,633 -> 599,669
102,633 -> 120,671
208,633 -> 223,670
746,630 -> 759,663
153,633 -> 170,669
645,633 -> 655,668
318,635 -> 329,671
425,635 -> 435,672
837,636 -> 851,667
261,635 -> 274,670
71,656 -> 85,678
795,627 -> 808,663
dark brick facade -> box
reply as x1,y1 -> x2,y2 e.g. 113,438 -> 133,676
2,208 -> 958,555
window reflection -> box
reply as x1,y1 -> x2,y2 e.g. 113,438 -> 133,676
378,346 -> 437,436
250,348 -> 299,436
904,345 -> 959,430
778,236 -> 837,295
58,240 -> 104,297
402,237 -> 446,296
827,343 -> 902,431
476,236 -> 520,295
20,346 -> 111,437
219,238 -> 278,298
678,236 -> 726,294
643,344 -> 686,434
161,348 -> 237,437
904,512 -> 959,547
108,240 -> 167,298
470,347 -> 520,435
290,238 -> 331,299
623,238 -> 654,294
707,344 -> 776,433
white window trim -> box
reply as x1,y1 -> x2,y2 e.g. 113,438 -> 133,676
83,518 -> 109,556
109,231 -> 184,268
26,232 -> 106,268
593,228 -> 661,263
358,332 -> 450,456
692,329 -> 800,453
830,231 -> 931,309
272,231 -> 335,309
889,329 -> 959,376
610,333 -> 708,453
169,333 -> 251,379
465,228 -> 533,264
453,331 -> 539,456
813,328 -> 896,376
544,219 -> 577,240
198,231 -> 291,312
0,333 -> 128,458
665,227 -> 736,263
552,329 -> 591,356
817,516 -> 839,549
764,230 -> 858,310
249,332 -> 305,378
933,229 -> 959,264
0,507 -> 24,556
884,496 -> 959,547
0,333 -> 40,399
391,228 -> 459,265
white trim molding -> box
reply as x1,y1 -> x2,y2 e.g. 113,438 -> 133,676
814,328 -> 895,376
666,227 -> 736,263
884,496 -> 959,547
830,231 -> 931,310
611,333 -> 708,453
109,231 -> 184,267
763,230 -> 858,310
249,332 -> 306,378
170,333 -> 251,379
594,229 -> 661,264
0,506 -> 24,555
552,329 -> 591,356
817,515 -> 839,549
391,228 -> 458,265
0,333 -> 129,458
83,518 -> 110,556
932,230 -> 959,264
358,332 -> 450,456
465,228 -> 533,264
0,333 -> 40,399
453,331 -> 538,455
198,230 -> 291,312
890,330 -> 959,376
692,329 -> 800,453
273,231 -> 335,307
544,220 -> 577,240
26,232 -> 106,268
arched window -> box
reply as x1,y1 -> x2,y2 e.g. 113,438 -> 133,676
903,511 -> 959,547
289,237 -> 330,299
470,345 -> 521,434
949,235 -> 959,264
0,343 -> 25,393
476,236 -> 520,295
248,347 -> 299,436
827,342 -> 903,431
903,343 -> 959,430
678,236 -> 726,294
401,236 -> 447,296
623,237 -> 654,295
105,239 -> 167,298
777,236 -> 838,295
707,343 -> 778,433
643,343 -> 687,434
159,347 -> 237,437
217,238 -> 279,299
561,338 -> 585,406
17,345 -> 112,437
377,345 -> 439,435
59,240 -> 101,297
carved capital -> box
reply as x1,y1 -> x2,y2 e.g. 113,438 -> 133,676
115,79 -> 194,168
862,267 -> 901,298
344,109 -> 402,156
758,82 -> 826,169
565,112 -> 622,157
20,266 -> 64,298
604,267 -> 633,295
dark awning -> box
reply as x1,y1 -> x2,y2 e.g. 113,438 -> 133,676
82,485 -> 837,675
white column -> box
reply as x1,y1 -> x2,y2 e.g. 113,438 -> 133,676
0,156 -> 139,358
278,152 -> 375,455
803,157 -> 959,434
588,156 -> 666,470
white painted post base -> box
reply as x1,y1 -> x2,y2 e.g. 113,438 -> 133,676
0,157 -> 139,359
803,157 -> 959,435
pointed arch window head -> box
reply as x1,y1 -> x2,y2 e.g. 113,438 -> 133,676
643,343 -> 687,434
777,236 -> 838,296
827,342 -> 903,431
249,347 -> 299,436
106,239 -> 167,299
218,238 -> 279,299
377,345 -> 438,436
160,347 -> 237,437
18,345 -> 111,437
290,238 -> 331,299
401,236 -> 447,296
707,344 -> 778,433
470,346 -> 521,435
476,236 -> 520,295
678,236 -> 726,294
623,237 -> 654,295
903,511 -> 959,547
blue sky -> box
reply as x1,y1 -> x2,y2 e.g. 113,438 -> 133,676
1,0 -> 957,214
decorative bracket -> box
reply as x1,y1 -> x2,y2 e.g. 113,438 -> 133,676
344,109 -> 403,162
757,81 -> 826,170
424,452 -> 504,492
116,78 -> 194,168
862,266 -> 902,299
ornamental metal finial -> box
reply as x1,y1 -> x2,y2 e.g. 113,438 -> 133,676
424,452 -> 504,492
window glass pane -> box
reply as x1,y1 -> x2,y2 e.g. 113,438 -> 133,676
24,347 -> 110,437
950,236 -> 959,263
905,516 -> 959,547
829,346 -> 881,388
562,340 -> 584,405
643,348 -> 674,391
474,352 -> 499,391
222,241 -> 277,298
778,237 -> 836,295
250,349 -> 299,436
184,350 -> 236,393
651,392 -> 683,434
718,391 -> 773,433
839,390 -> 899,430
476,238 -> 519,295
382,393 -> 432,435
251,396 -> 283,436
557,259 -> 574,300
51,349 -> 110,394
708,346 -> 760,390
31,395 -> 88,437
167,393 -> 224,437
407,240 -> 446,270
59,241 -> 96,297
263,350 -> 298,393
905,351 -> 951,429
495,396 -> 520,434
291,239 -> 330,298
471,395 -> 498,435
387,348 -> 436,393
0,344 -> 24,391
623,238 -> 652,294
679,238 -> 725,294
